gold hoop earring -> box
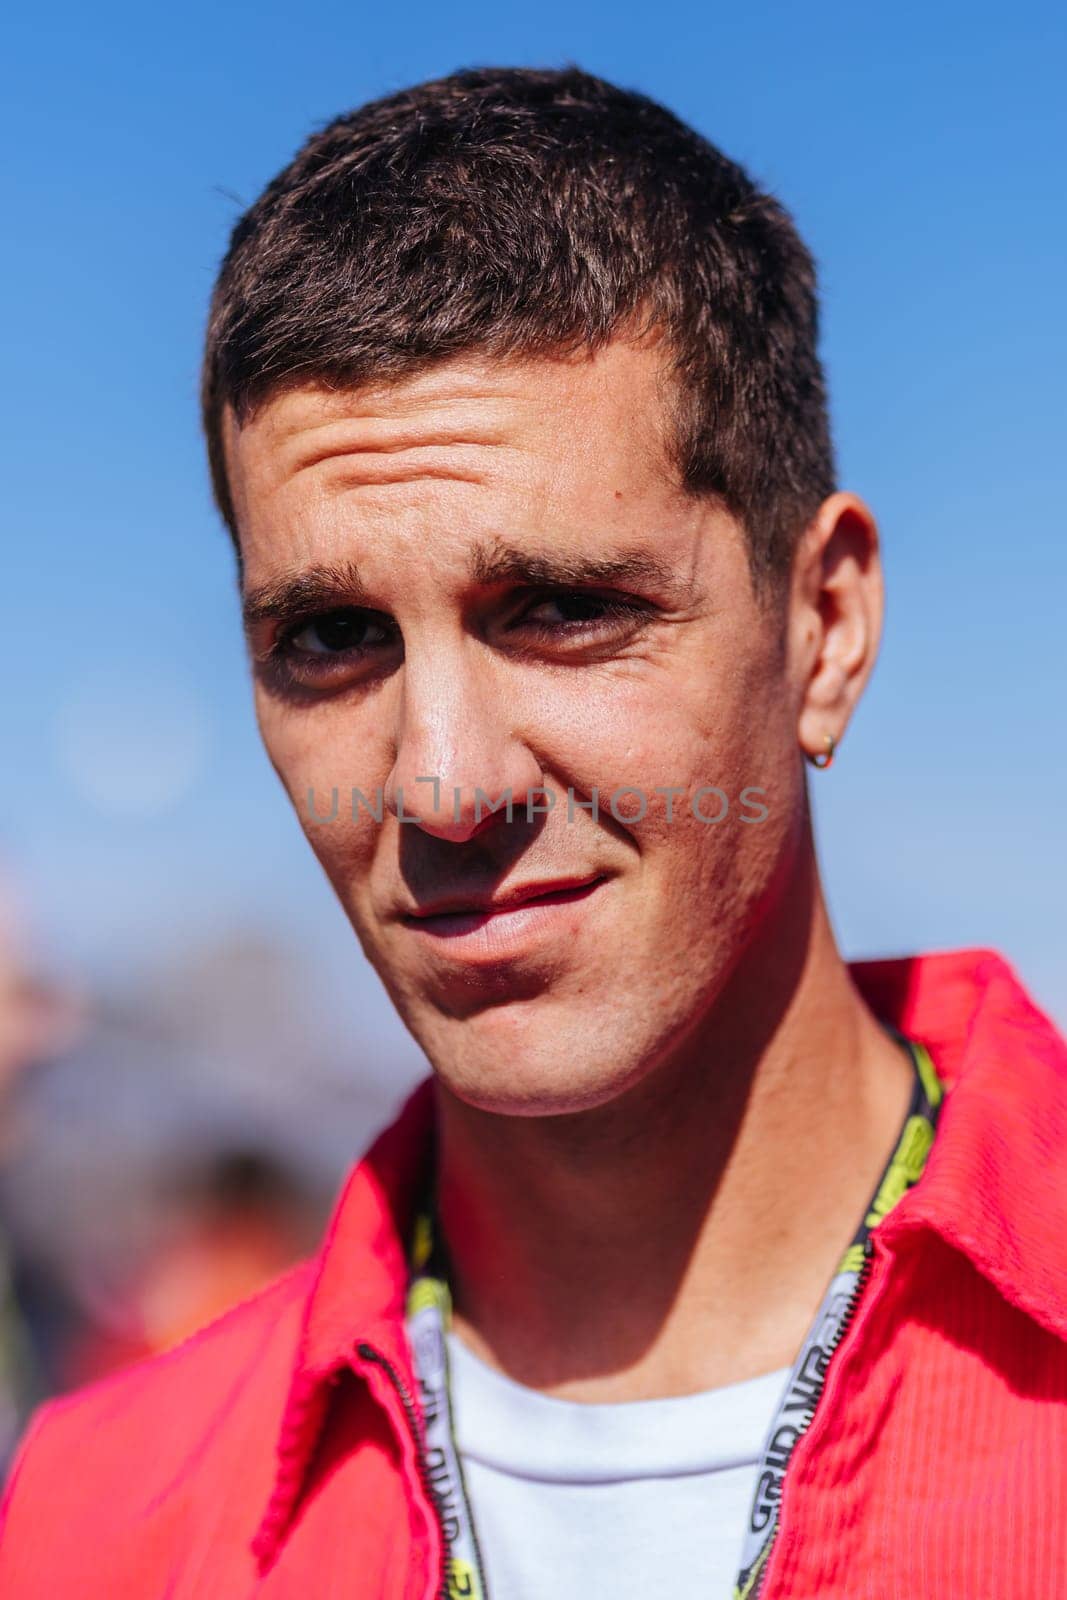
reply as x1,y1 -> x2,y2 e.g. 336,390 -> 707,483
808,733 -> 836,770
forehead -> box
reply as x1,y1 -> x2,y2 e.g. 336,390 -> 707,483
222,341 -> 690,567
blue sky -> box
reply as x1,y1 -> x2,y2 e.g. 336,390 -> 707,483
4,0 -> 1065,1053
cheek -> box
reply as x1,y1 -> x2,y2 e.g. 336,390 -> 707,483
531,664 -> 779,824
521,670 -> 698,794
255,697 -> 393,878
566,667 -> 801,914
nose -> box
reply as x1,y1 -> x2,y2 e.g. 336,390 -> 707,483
383,641 -> 546,843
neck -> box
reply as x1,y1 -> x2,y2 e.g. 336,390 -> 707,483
434,849 -> 915,1402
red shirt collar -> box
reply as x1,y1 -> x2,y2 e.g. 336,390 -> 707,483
848,948 -> 1067,1338
253,946 -> 1067,1568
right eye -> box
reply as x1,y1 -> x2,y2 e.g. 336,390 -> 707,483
281,608 -> 396,658
260,608 -> 403,692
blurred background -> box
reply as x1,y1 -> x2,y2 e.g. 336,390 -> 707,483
2,0 -> 1064,1465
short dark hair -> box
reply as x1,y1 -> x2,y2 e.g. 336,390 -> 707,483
201,65 -> 836,597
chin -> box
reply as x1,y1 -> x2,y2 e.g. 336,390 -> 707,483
441,1067 -> 644,1120
423,1005 -> 657,1120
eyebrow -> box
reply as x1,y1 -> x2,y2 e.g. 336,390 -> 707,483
241,541 -> 691,628
242,560 -> 370,627
469,542 -> 686,597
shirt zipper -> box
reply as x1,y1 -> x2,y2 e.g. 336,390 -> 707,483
748,1234 -> 877,1600
356,1341 -> 450,1600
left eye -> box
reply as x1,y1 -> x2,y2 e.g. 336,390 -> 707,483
518,592 -> 645,629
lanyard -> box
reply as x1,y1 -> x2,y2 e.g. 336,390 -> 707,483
732,1031 -> 943,1596
405,1030 -> 945,1600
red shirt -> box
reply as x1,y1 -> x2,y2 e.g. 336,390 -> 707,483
1,947 -> 1066,1597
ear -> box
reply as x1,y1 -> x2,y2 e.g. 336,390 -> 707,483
789,492 -> 884,764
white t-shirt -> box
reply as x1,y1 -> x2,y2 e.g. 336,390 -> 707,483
446,1330 -> 792,1599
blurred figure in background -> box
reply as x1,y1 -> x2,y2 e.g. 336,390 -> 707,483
0,877 -> 329,1453
64,1146 -> 322,1386
143,1147 -> 321,1354
0,876 -> 83,1471
0,909 -> 385,1432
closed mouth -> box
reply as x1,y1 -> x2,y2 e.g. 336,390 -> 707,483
402,874 -> 608,926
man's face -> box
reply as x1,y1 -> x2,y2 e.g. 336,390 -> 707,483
226,341 -> 811,1115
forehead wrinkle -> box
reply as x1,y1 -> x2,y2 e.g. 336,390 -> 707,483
274,421 -> 522,498
269,369 -> 527,426
263,384 -> 522,456
302,460 -> 493,492
284,424 -> 513,478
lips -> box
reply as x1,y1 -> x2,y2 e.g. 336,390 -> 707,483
402,874 -> 607,923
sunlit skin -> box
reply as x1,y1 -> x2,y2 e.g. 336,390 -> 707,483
225,339 -> 916,1398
